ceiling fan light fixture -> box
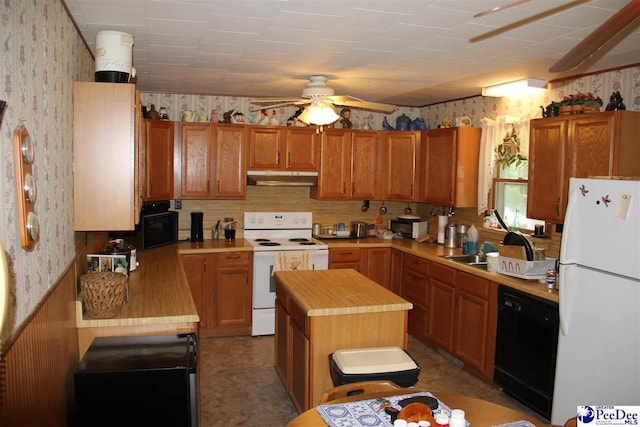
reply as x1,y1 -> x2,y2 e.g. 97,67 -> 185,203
482,78 -> 547,97
298,99 -> 339,126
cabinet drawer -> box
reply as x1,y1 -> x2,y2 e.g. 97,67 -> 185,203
329,248 -> 361,263
215,251 -> 251,267
430,262 -> 456,285
457,271 -> 490,299
404,254 -> 429,276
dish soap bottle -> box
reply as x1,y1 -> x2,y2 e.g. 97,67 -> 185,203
466,225 -> 478,254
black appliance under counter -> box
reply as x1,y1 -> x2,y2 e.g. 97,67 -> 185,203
73,334 -> 198,427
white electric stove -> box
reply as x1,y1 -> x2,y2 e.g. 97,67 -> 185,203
244,212 -> 328,336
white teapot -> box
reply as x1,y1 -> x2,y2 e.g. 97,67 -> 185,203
180,110 -> 198,122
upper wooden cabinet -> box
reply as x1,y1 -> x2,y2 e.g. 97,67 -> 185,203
311,129 -> 378,200
379,131 -> 419,201
419,127 -> 481,207
74,82 -> 139,231
527,111 -> 640,222
175,123 -> 246,200
247,126 -> 319,170
141,120 -> 174,201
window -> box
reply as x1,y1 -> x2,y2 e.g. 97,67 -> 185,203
493,162 -> 544,232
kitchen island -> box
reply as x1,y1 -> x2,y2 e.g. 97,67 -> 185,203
274,268 -> 413,412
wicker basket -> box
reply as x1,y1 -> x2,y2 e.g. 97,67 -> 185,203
80,272 -> 127,318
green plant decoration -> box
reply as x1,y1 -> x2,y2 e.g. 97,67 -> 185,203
494,126 -> 527,169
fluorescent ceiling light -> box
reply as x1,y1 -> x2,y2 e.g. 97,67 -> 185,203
297,97 -> 339,126
482,78 -> 547,97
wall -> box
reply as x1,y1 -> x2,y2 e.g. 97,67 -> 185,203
0,1 -> 93,349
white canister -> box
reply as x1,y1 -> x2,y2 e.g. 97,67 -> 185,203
95,31 -> 135,83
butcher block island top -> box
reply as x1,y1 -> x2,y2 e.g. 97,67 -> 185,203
274,269 -> 413,316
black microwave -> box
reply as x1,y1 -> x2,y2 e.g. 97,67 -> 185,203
138,209 -> 178,250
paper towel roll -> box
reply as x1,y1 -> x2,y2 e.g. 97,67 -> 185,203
437,215 -> 448,244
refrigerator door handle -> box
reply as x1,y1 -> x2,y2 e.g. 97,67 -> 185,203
559,265 -> 570,335
560,187 -> 579,264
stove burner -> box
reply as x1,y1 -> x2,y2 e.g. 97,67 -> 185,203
254,238 -> 271,242
289,238 -> 310,242
299,242 -> 317,245
259,242 -> 281,246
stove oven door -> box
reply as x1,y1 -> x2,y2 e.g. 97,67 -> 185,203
253,252 -> 277,309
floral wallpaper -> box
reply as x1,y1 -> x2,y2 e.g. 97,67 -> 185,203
142,66 -> 639,133
1,0 -> 93,345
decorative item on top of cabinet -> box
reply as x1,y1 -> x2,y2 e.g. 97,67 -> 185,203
142,119 -> 174,201
419,127 -> 481,207
527,111 -> 640,223
74,82 -> 139,231
13,124 -> 39,250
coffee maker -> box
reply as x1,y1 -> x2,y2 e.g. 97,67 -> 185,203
190,211 -> 204,242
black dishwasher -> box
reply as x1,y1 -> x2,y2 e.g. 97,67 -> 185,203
74,333 -> 198,427
494,285 -> 558,421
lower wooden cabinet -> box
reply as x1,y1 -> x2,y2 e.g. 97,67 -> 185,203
328,247 -> 391,288
402,254 -> 430,340
389,249 -> 404,296
428,262 -> 456,350
180,252 -> 252,337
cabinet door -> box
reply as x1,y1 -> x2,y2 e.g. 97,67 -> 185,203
286,127 -> 319,170
74,82 -> 136,230
568,114 -> 616,178
212,253 -> 252,328
421,128 -> 456,205
429,279 -> 455,351
380,131 -> 418,201
248,126 -> 284,169
143,120 -> 174,201
402,269 -> 428,339
275,298 -> 289,387
289,318 -> 310,413
179,123 -> 214,199
527,118 -> 568,222
453,272 -> 490,373
180,254 -> 211,328
351,130 -> 378,199
214,124 -> 246,199
317,129 -> 350,199
362,248 -> 391,289
389,249 -> 404,296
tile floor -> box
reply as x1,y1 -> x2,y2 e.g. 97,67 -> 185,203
198,334 -> 546,426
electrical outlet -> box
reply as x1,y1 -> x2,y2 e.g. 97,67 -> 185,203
175,199 -> 182,209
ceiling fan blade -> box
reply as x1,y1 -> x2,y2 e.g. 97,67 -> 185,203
549,0 -> 640,73
474,0 -> 530,18
248,99 -> 310,112
249,97 -> 302,104
327,95 -> 396,113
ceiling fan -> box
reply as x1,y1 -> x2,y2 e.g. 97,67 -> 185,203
474,0 -> 640,73
249,75 -> 396,114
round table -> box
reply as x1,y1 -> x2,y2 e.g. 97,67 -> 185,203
286,391 -> 550,427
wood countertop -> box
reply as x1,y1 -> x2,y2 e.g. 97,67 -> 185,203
177,238 -> 254,254
76,244 -> 199,328
323,237 -> 559,303
174,236 -> 558,303
275,269 -> 413,316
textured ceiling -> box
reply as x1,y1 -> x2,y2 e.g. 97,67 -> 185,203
64,0 -> 640,107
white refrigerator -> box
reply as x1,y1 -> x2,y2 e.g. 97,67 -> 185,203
551,177 -> 640,425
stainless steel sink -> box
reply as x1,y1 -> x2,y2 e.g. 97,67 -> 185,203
441,254 -> 488,270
